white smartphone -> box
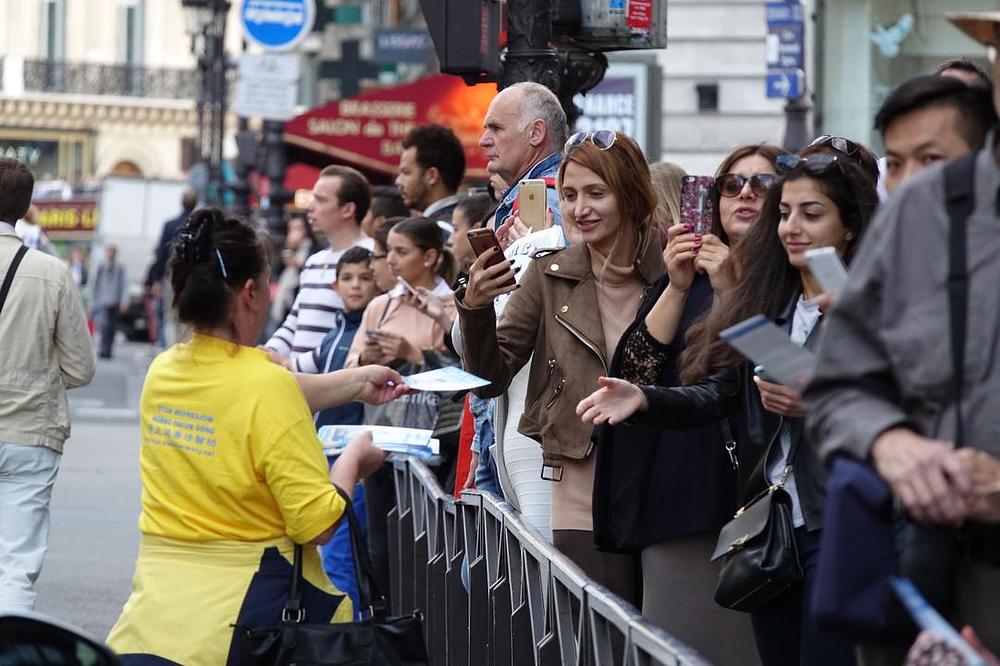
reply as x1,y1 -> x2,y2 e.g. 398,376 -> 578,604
804,247 -> 848,295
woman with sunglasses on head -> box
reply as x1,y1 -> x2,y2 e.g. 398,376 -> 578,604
589,144 -> 784,663
807,134 -> 881,188
577,153 -> 879,666
456,130 -> 662,602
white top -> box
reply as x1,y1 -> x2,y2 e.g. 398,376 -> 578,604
767,295 -> 822,528
265,237 -> 375,358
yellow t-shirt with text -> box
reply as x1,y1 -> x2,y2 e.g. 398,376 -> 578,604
137,333 -> 344,544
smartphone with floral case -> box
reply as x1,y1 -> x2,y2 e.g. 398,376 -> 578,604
679,176 -> 716,235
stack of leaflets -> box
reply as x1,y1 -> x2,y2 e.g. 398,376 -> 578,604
318,425 -> 440,459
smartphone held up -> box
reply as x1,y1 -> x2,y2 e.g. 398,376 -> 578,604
680,176 -> 715,235
466,227 -> 516,288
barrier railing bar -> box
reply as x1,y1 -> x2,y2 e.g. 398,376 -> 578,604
387,458 -> 709,666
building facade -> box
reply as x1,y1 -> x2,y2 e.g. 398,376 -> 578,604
817,0 -> 993,151
654,0 -> 791,176
0,0 -> 243,180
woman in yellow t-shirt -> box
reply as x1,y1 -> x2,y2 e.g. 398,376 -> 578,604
107,209 -> 408,665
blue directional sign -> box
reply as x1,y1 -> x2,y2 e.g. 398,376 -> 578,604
240,0 -> 316,52
766,68 -> 804,99
765,1 -> 805,98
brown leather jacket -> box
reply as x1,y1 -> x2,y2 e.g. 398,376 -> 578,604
456,236 -> 664,473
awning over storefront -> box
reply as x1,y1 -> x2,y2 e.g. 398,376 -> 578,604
283,74 -> 496,182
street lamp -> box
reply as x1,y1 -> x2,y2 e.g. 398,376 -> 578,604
182,0 -> 231,206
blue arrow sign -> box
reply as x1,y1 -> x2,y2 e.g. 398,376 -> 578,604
766,68 -> 804,99
240,0 -> 316,52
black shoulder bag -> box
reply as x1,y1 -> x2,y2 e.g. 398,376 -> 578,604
711,431 -> 803,613
235,493 -> 428,665
0,245 -> 29,316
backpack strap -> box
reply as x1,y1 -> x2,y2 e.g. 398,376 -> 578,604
0,245 -> 29,317
943,153 -> 977,448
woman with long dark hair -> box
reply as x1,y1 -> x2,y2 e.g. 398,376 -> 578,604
577,154 -> 878,665
591,144 -> 785,663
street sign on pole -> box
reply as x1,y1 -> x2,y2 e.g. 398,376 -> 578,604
765,1 -> 805,99
766,69 -> 804,99
239,0 -> 316,52
235,53 -> 300,121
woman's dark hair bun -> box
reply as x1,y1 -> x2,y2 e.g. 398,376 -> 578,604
175,208 -> 222,264
168,208 -> 267,329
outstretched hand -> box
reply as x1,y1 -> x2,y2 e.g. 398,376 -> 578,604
576,377 -> 648,426
352,365 -> 411,405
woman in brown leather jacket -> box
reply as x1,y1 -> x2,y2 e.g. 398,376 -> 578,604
456,131 -> 663,603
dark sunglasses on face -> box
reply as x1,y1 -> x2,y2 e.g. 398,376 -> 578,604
716,173 -> 777,198
775,152 -> 842,175
809,134 -> 860,159
564,129 -> 617,153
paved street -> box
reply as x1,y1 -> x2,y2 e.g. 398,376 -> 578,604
34,340 -> 157,640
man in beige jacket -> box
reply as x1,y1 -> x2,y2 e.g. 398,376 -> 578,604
0,158 -> 95,611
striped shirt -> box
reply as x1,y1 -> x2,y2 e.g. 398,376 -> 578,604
265,237 -> 375,358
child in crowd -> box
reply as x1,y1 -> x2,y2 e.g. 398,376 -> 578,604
290,245 -> 381,613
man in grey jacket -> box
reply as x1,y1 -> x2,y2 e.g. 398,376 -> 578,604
803,8 -> 1000,655
90,243 -> 128,359
0,158 -> 96,611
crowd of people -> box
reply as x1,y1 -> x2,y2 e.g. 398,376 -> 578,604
5,9 -> 1000,666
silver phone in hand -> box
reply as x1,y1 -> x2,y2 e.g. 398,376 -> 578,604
804,247 -> 848,294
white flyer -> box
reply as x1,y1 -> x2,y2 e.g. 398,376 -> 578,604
403,366 -> 491,392
318,425 -> 440,458
719,314 -> 817,388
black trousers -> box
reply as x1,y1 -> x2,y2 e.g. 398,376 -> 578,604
750,527 -> 857,666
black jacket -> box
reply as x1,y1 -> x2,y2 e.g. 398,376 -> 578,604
592,274 -> 738,553
145,209 -> 191,286
632,292 -> 829,531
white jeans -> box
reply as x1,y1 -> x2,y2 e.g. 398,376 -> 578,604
0,442 -> 60,611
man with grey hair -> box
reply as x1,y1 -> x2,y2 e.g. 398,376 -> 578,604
479,81 -> 567,232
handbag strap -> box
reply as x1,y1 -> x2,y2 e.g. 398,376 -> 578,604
283,486 -> 388,623
0,245 -> 28,317
944,154 -> 976,449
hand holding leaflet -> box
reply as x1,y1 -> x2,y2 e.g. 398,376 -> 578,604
403,366 -> 490,392
892,577 -> 986,666
318,425 -> 440,459
720,315 -> 816,389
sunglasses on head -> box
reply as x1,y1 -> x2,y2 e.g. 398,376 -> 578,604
776,152 -> 842,175
564,129 -> 617,153
716,173 -> 777,198
809,135 -> 860,158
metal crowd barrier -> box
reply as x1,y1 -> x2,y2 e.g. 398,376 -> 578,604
387,457 -> 711,666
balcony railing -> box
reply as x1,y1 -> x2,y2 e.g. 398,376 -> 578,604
22,59 -> 200,99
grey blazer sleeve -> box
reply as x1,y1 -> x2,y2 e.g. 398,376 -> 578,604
802,200 -> 914,462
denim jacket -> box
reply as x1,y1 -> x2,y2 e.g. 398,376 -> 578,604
492,151 -> 564,236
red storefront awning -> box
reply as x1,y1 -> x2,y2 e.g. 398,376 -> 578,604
283,74 -> 496,182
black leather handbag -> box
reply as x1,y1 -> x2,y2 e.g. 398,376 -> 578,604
235,497 -> 428,665
711,459 -> 803,613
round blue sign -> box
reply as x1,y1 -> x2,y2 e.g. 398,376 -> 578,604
240,0 -> 316,51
